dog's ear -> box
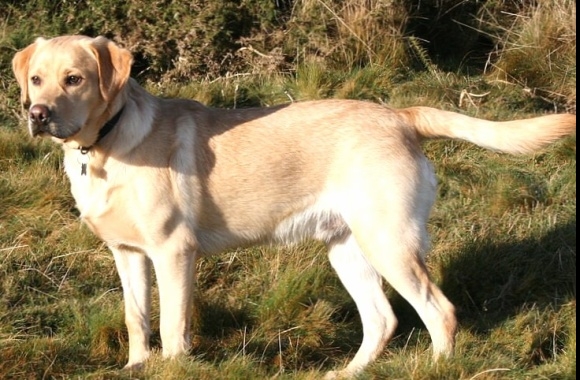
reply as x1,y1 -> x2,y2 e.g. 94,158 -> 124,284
90,36 -> 133,102
12,37 -> 45,108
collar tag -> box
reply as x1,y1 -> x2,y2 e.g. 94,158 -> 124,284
78,149 -> 90,176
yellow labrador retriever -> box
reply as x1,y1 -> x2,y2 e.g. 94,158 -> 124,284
12,35 -> 575,378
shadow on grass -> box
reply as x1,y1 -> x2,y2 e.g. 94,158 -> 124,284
391,217 -> 576,341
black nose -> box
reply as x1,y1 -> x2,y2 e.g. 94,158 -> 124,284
29,104 -> 51,126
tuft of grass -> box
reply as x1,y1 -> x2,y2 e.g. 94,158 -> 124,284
482,0 -> 577,112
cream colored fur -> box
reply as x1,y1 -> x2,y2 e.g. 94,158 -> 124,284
12,35 -> 575,378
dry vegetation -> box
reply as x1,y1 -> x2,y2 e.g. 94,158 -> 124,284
0,1 -> 576,379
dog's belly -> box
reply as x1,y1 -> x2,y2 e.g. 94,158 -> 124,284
195,205 -> 351,255
272,207 -> 350,244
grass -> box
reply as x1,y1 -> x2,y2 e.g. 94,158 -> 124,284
0,1 -> 576,379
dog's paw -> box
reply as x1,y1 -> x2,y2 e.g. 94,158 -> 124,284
122,355 -> 149,372
324,369 -> 354,380
123,361 -> 145,371
324,370 -> 339,380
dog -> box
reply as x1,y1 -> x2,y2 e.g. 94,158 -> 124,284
12,35 -> 575,378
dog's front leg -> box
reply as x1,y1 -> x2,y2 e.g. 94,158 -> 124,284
151,244 -> 196,359
111,247 -> 152,369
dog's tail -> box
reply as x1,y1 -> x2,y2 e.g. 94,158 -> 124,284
399,107 -> 576,154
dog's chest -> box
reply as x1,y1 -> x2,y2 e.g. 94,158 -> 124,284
71,176 -> 143,243
65,155 -> 148,247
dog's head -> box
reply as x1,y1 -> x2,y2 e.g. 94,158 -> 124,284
12,35 -> 133,147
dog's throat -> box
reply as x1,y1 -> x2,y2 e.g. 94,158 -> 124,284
78,107 -> 124,176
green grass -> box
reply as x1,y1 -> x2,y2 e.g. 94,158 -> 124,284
0,1 -> 576,379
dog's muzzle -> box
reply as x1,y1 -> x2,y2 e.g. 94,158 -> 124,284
28,104 -> 79,139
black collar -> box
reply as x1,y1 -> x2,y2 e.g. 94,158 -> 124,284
80,107 -> 124,154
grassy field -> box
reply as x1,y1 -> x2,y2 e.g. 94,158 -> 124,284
0,1 -> 576,379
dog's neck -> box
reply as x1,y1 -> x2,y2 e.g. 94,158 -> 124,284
79,106 -> 125,153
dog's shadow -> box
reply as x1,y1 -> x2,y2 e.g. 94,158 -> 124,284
439,218 -> 575,323
390,217 -> 576,352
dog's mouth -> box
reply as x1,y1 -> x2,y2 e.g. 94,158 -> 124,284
30,124 -> 79,140
30,122 -> 81,140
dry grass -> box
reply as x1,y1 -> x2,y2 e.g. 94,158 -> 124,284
482,0 -> 576,112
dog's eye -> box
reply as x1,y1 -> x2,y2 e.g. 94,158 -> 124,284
65,75 -> 82,86
30,76 -> 41,86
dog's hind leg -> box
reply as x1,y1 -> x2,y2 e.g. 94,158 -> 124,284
346,169 -> 458,362
325,235 -> 398,379
111,247 -> 152,369
357,230 -> 457,359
